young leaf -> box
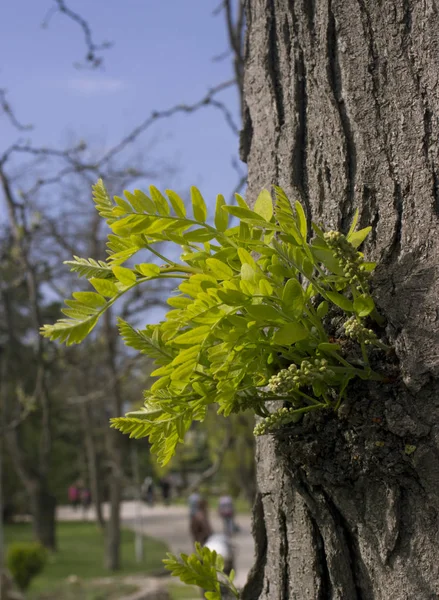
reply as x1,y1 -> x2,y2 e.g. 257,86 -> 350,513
347,208 -> 359,238
205,258 -> 234,280
326,291 -> 354,312
273,322 -> 308,345
254,189 -> 273,221
295,201 -> 307,239
89,278 -> 119,298
347,226 -> 371,248
173,326 -> 211,345
214,194 -> 228,232
135,263 -> 161,277
191,187 -> 207,222
72,292 -> 107,308
353,294 -> 375,317
282,278 -> 304,311
149,185 -> 170,215
166,189 -> 186,217
112,266 -> 137,286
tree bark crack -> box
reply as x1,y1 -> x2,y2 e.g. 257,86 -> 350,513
326,0 -> 357,231
290,0 -> 311,225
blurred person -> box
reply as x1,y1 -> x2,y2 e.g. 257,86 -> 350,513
188,490 -> 201,517
160,476 -> 171,505
190,497 -> 213,546
68,482 -> 80,509
141,476 -> 155,506
80,486 -> 91,519
218,494 -> 236,536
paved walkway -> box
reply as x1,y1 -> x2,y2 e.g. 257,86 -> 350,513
58,501 -> 255,589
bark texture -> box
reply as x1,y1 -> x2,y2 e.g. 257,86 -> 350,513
241,1 -> 439,598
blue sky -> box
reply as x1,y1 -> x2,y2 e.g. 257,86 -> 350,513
0,1 -> 242,205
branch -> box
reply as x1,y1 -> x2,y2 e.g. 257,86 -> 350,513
186,424 -> 233,494
43,0 -> 112,68
98,79 -> 238,166
0,89 -> 33,131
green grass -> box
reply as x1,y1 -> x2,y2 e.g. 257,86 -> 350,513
5,521 -> 169,593
29,580 -> 138,600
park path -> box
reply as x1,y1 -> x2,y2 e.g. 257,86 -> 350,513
57,501 -> 255,589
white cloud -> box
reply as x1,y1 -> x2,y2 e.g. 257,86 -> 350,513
66,77 -> 126,95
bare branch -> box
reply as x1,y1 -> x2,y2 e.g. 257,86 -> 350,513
98,79 -> 237,166
186,423 -> 234,494
0,89 -> 33,131
43,1 -> 112,69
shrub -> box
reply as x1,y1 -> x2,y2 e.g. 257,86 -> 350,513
6,541 -> 47,590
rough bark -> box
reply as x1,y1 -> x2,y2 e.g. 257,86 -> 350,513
241,1 -> 439,598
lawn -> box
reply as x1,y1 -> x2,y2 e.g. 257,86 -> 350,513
5,521 -> 169,594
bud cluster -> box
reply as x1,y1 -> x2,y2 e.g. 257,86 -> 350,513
323,231 -> 369,290
268,358 -> 334,395
254,406 -> 298,436
343,316 -> 377,344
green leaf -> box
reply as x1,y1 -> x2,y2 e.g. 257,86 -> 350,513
246,304 -> 282,322
347,208 -> 359,238
72,292 -> 107,308
92,179 -> 115,223
316,301 -> 329,319
347,226 -> 371,248
223,206 -> 266,222
149,185 -> 170,215
237,247 -> 256,268
89,278 -> 119,297
353,294 -> 375,317
217,289 -> 247,306
259,279 -> 273,295
214,194 -> 228,232
41,316 -> 99,346
135,263 -> 161,277
295,201 -> 307,239
282,279 -> 304,313
112,266 -> 137,286
318,342 -> 341,353
326,291 -> 354,312
173,326 -> 211,345
65,256 -> 113,279
166,190 -> 186,217
205,258 -> 234,280
273,322 -> 308,345
191,187 -> 207,222
132,189 -> 156,213
254,189 -> 273,221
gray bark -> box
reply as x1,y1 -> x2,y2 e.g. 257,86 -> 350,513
241,1 -> 439,598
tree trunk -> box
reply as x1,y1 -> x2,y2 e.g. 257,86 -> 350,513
104,310 -> 123,571
29,484 -> 57,551
241,1 -> 439,598
81,402 -> 105,529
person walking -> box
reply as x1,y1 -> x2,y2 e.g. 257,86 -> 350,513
218,494 -> 235,536
190,497 -> 213,546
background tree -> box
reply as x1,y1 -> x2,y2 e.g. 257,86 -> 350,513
240,1 -> 439,598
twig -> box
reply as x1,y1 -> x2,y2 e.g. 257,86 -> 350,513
0,89 -> 33,131
42,0 -> 112,68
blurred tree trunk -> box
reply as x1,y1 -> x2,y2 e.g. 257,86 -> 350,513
81,402 -> 105,529
30,484 -> 57,550
104,309 -> 123,571
1,170 -> 57,551
241,1 -> 439,598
